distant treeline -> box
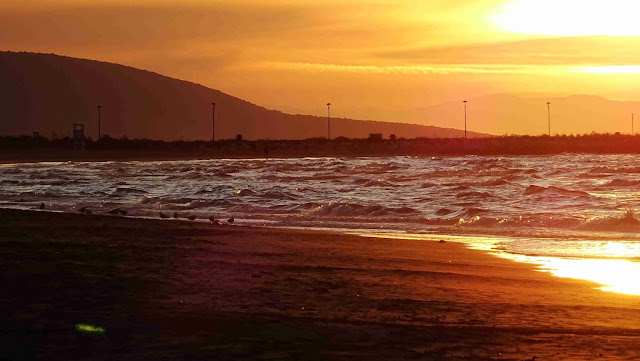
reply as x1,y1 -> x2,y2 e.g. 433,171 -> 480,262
2,133 -> 640,156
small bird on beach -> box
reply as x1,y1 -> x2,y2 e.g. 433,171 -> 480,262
39,203 -> 45,210
159,212 -> 170,219
173,212 -> 179,219
187,215 -> 197,221
227,217 -> 234,224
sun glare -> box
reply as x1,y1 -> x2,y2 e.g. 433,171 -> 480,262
543,258 -> 640,295
497,252 -> 640,296
493,0 -> 640,36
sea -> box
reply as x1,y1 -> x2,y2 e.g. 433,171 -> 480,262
2,154 -> 640,294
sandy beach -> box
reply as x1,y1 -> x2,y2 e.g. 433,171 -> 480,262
1,209 -> 640,360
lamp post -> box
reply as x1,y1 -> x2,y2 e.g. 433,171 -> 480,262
97,105 -> 101,140
547,102 -> 551,136
463,100 -> 467,139
327,103 -> 331,140
211,102 -> 216,141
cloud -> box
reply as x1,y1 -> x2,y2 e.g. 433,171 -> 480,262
375,36 -> 640,66
0,3 -> 317,50
257,61 -> 576,75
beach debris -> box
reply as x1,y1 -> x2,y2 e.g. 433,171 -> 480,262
118,209 -> 127,216
173,212 -> 179,218
75,323 -> 106,335
39,202 -> 45,210
107,208 -> 121,215
85,209 -> 93,215
159,212 -> 170,219
79,207 -> 87,213
187,215 -> 197,221
228,217 -> 234,224
208,216 -> 221,225
439,239 -> 446,243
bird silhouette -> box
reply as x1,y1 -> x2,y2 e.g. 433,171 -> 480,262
173,212 -> 179,218
39,203 -> 45,210
187,215 -> 197,221
228,217 -> 234,223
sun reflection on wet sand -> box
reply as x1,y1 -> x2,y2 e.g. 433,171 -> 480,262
356,232 -> 640,296
495,253 -> 640,296
490,240 -> 640,296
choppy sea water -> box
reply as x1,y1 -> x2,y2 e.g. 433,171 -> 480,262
2,155 -> 640,293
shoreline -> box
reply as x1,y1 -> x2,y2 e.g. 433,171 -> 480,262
2,208 -> 640,359
6,207 -> 640,294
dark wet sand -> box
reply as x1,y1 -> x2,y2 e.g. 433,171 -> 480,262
1,209 -> 640,360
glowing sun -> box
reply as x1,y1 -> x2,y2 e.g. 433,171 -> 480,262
493,0 -> 640,36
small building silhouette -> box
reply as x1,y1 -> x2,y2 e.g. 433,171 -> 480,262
368,133 -> 383,141
32,131 -> 39,139
73,123 -> 85,150
390,134 -> 396,141
236,134 -> 243,141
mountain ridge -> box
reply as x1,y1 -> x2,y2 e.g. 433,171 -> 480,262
0,51 -> 489,140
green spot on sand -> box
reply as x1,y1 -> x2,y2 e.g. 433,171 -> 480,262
75,323 -> 106,334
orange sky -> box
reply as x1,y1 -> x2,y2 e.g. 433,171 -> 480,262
3,0 -> 640,132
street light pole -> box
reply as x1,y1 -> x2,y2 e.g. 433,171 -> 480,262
547,102 -> 551,136
327,103 -> 331,140
463,100 -> 467,139
97,105 -> 101,140
211,102 -> 216,141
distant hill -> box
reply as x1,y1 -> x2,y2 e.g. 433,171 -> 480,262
0,51 -> 489,140
400,94 -> 639,136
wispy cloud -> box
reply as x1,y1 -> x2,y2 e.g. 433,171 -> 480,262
573,65 -> 640,74
258,62 -> 580,75
375,36 -> 640,66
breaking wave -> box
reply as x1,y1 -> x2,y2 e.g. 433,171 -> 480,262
578,211 -> 640,232
524,185 -> 590,197
310,201 -> 419,218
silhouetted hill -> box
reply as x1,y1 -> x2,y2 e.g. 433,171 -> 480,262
0,51 -> 489,140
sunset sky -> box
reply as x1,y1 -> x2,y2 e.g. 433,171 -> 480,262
3,0 -> 640,131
